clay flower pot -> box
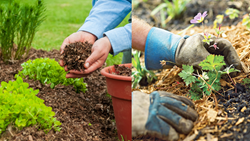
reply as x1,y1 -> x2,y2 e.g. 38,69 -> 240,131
101,63 -> 132,141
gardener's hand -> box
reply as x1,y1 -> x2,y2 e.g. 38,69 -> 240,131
132,91 -> 198,141
142,27 -> 242,71
59,31 -> 96,67
64,36 -> 112,78
174,33 -> 242,70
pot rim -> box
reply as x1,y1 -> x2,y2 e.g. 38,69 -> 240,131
100,63 -> 132,81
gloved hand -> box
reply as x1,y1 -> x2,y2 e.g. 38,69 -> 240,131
145,27 -> 242,70
132,91 -> 198,141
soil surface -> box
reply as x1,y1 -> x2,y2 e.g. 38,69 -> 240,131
132,0 -> 250,30
0,48 -> 117,141
113,64 -> 132,76
61,41 -> 92,71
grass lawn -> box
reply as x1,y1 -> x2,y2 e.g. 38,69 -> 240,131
1,0 -> 130,66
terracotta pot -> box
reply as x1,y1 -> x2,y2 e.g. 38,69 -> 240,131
101,63 -> 131,141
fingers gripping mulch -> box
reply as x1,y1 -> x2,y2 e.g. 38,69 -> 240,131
0,48 -> 117,141
61,41 -> 92,71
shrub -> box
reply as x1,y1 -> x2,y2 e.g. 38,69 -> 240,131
0,0 -> 45,62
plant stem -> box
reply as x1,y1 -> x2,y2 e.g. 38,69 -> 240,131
212,93 -> 218,111
227,73 -> 237,93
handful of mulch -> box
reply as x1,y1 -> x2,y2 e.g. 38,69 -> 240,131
60,41 -> 92,71
113,64 -> 131,76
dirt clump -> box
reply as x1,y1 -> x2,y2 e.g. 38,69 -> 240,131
60,41 -> 92,71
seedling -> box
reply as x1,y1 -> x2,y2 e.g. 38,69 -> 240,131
225,8 -> 240,20
179,55 -> 240,101
151,0 -> 190,28
242,14 -> 250,30
132,51 -> 157,88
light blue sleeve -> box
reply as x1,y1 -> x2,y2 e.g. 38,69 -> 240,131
78,0 -> 131,39
104,23 -> 131,56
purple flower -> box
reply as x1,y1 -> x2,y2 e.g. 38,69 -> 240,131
190,11 -> 208,23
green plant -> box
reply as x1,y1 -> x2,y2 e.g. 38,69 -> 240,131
225,8 -> 240,20
16,58 -> 87,93
0,0 -> 45,62
132,51 -> 157,89
242,14 -> 250,30
179,55 -> 239,100
242,78 -> 250,85
0,76 -> 61,135
151,0 -> 190,28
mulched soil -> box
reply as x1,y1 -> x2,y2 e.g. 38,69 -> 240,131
131,15 -> 250,140
113,64 -> 132,76
0,48 -> 117,141
61,41 -> 92,71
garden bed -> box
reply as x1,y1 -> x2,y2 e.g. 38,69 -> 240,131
0,48 -> 117,141
132,23 -> 250,141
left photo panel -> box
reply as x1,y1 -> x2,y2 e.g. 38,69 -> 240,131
0,0 -> 132,140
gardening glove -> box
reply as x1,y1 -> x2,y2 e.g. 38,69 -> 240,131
132,91 -> 198,141
145,27 -> 242,70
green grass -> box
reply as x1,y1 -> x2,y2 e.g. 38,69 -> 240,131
0,0 -> 130,66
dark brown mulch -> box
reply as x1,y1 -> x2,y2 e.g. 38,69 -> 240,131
0,48 -> 117,141
61,41 -> 92,71
194,83 -> 250,141
113,64 -> 132,76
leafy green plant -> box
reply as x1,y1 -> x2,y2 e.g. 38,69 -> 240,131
0,76 -> 61,135
16,58 -> 87,93
0,0 -> 45,62
242,78 -> 250,85
225,8 -> 240,20
179,55 -> 239,100
151,0 -> 190,28
132,51 -> 157,89
242,14 -> 250,30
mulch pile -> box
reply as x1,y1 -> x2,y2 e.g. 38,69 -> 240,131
0,48 -> 117,140
61,41 -> 92,71
133,23 -> 250,141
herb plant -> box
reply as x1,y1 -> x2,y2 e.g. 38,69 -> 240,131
0,76 -> 61,135
151,0 -> 191,28
179,55 -> 239,100
17,58 -> 87,93
0,0 -> 45,62
132,51 -> 157,89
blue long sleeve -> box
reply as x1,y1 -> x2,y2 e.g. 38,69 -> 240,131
78,0 -> 131,56
78,0 -> 131,39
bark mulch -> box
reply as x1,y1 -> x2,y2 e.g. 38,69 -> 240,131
0,48 -> 118,141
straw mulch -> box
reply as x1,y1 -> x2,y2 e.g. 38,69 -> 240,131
133,22 -> 250,141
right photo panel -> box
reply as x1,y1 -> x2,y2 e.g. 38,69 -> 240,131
132,0 -> 250,140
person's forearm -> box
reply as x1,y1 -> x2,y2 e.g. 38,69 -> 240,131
132,17 -> 152,51
79,0 -> 131,39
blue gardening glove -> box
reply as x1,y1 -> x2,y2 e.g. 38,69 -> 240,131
132,91 -> 198,140
145,27 -> 242,70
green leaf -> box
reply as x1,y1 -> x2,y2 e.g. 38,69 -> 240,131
242,78 -> 250,85
199,55 -> 225,71
179,65 -> 196,86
